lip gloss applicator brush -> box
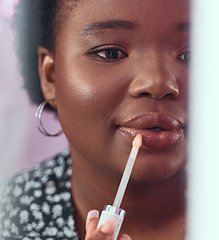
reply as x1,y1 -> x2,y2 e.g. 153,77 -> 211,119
97,134 -> 142,240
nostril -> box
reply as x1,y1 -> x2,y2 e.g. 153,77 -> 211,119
140,92 -> 151,97
165,92 -> 176,98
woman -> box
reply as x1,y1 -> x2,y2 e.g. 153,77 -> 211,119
0,0 -> 190,239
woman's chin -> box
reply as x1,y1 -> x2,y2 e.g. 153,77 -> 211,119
129,148 -> 186,183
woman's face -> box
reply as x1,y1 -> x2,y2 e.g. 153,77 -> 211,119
47,0 -> 189,181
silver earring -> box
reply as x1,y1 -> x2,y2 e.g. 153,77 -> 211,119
35,99 -> 63,137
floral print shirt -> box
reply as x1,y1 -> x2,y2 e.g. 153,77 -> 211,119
0,150 -> 80,239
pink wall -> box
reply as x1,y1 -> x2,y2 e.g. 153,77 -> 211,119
0,0 -> 68,179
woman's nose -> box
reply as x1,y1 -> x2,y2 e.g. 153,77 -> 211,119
129,65 -> 179,100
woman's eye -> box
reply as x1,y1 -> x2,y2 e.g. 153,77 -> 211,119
90,47 -> 128,61
177,51 -> 190,65
97,49 -> 127,59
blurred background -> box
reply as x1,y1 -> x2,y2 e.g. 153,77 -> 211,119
0,0 -> 68,179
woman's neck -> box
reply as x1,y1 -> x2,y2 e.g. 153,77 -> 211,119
119,171 -> 186,239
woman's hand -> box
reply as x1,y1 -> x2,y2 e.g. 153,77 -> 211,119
85,210 -> 132,240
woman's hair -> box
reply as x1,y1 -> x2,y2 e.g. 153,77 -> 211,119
13,0 -> 77,105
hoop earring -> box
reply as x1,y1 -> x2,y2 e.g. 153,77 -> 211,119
35,99 -> 63,137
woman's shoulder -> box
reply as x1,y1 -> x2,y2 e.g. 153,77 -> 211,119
0,149 -> 72,201
0,150 -> 79,239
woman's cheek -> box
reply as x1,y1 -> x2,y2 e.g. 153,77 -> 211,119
54,60 -> 114,137
56,58 -> 128,113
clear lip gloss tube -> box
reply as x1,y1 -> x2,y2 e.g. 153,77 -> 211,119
97,134 -> 142,240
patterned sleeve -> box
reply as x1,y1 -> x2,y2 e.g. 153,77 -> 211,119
0,150 -> 80,239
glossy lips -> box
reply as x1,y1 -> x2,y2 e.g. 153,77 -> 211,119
118,114 -> 185,150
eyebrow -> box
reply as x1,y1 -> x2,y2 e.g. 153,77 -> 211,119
82,20 -> 138,37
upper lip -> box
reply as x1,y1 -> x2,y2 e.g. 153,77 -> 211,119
118,113 -> 185,131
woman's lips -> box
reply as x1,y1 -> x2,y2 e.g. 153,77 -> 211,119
118,114 -> 185,150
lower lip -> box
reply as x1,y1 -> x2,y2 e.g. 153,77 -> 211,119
119,127 -> 184,150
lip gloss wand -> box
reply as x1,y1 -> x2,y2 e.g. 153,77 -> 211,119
97,134 -> 142,240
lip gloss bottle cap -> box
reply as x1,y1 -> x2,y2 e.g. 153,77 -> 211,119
103,205 -> 126,217
97,205 -> 126,240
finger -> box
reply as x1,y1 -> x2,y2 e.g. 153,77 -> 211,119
85,216 -> 119,240
86,210 -> 100,232
86,217 -> 100,239
99,217 -> 119,235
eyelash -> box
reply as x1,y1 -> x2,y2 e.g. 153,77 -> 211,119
177,51 -> 190,65
89,45 -> 190,64
89,46 -> 128,61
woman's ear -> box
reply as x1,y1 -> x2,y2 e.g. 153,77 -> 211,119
38,46 -> 57,108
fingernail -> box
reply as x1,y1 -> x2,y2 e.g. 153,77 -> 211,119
101,217 -> 119,234
86,210 -> 99,231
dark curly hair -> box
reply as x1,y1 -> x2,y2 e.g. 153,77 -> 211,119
13,0 -> 78,105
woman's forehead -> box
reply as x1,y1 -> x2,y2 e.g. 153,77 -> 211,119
55,0 -> 189,43
57,0 -> 190,29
